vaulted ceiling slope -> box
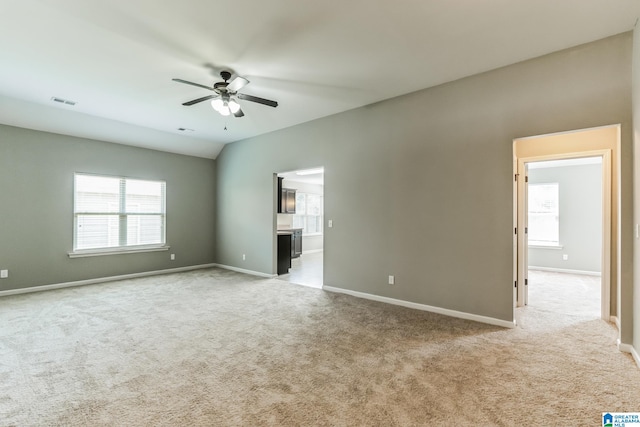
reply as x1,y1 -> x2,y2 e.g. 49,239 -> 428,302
1,1 -> 639,159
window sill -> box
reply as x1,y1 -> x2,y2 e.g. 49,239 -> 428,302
304,233 -> 323,237
528,244 -> 563,250
68,245 -> 170,258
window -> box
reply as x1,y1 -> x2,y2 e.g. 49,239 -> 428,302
72,173 -> 166,255
292,192 -> 323,235
528,183 -> 559,246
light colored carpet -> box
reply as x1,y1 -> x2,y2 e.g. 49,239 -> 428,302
0,268 -> 638,426
528,269 -> 601,318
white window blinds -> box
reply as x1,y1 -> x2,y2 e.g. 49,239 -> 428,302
528,183 -> 559,245
74,174 -> 166,251
292,192 -> 323,235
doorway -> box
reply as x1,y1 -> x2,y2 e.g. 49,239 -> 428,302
513,125 -> 618,324
525,157 -> 603,318
275,167 -> 324,288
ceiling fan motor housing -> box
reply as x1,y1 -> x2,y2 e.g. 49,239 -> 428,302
173,69 -> 277,113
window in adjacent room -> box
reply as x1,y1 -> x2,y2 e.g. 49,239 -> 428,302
72,173 -> 166,254
528,183 -> 559,246
292,192 -> 323,235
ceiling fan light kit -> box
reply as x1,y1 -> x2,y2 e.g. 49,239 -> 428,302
211,95 -> 241,116
173,70 -> 278,119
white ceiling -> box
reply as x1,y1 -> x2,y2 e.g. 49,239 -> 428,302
280,168 -> 324,186
1,1 -> 639,159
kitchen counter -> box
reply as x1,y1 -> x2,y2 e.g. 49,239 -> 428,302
277,227 -> 302,235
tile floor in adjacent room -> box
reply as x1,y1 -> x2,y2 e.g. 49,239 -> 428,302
276,251 -> 323,288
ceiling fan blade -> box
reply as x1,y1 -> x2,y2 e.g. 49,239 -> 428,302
233,107 -> 245,118
227,76 -> 250,92
182,95 -> 216,106
237,93 -> 278,108
172,78 -> 214,91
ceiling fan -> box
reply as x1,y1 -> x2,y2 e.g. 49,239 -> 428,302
172,71 -> 278,118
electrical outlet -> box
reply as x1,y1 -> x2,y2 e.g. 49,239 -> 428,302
562,254 -> 569,261
170,254 -> 175,260
242,254 -> 246,261
0,270 -> 8,279
388,275 -> 395,285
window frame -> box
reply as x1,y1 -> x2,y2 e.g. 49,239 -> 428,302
527,182 -> 560,247
292,191 -> 324,236
69,173 -> 169,258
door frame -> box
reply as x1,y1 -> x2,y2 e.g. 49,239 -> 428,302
514,149 -> 611,320
273,168 -> 325,285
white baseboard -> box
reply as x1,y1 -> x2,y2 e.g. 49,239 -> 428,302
322,286 -> 515,329
618,341 -> 640,368
215,264 -> 277,278
0,263 -> 217,298
528,266 -> 601,276
610,316 -> 620,329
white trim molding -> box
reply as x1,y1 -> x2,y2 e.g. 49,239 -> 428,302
215,264 -> 277,278
322,286 -> 516,329
528,266 -> 601,277
618,341 -> 640,368
69,245 -> 170,258
0,263 -> 216,298
513,143 -> 613,321
610,316 -> 620,330
528,244 -> 564,250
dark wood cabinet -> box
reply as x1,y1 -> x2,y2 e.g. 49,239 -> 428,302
277,177 -> 296,214
277,233 -> 292,275
277,177 -> 283,213
291,229 -> 302,258
277,228 -> 302,274
282,188 -> 296,213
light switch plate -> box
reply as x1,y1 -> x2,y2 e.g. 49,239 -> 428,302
0,270 -> 8,279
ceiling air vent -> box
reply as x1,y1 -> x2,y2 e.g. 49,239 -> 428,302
51,97 -> 77,106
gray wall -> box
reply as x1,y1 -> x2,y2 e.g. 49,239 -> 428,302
0,124 -> 216,291
528,163 -> 602,273
215,33 -> 633,324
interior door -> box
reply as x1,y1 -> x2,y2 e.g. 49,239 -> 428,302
524,164 -> 529,306
512,155 -> 519,310
516,161 -> 529,307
